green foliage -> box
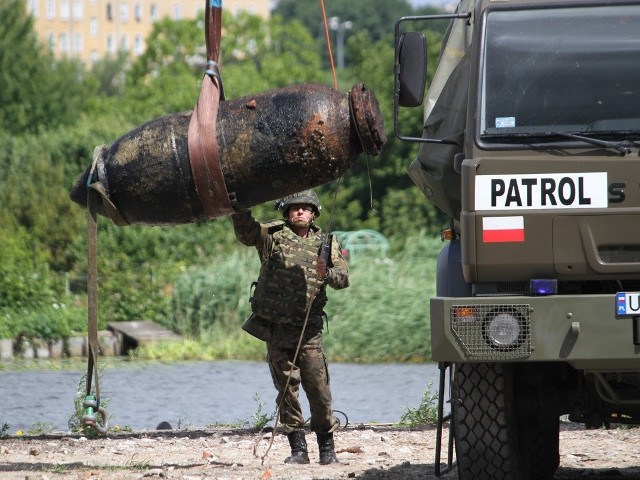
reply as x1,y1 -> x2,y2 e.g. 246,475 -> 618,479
0,301 -> 85,343
399,382 -> 439,426
232,392 -> 274,430
172,248 -> 258,337
135,233 -> 441,362
133,331 -> 266,361
25,421 -> 56,436
0,210 -> 55,311
323,233 -> 441,362
0,7 -> 453,364
126,17 -> 202,119
0,0 -> 87,134
273,0 -> 413,49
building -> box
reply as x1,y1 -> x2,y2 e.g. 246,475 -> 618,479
26,0 -> 271,65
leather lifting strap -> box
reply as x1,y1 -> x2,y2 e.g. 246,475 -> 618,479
187,0 -> 235,218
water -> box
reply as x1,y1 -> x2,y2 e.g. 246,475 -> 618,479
0,360 -> 445,432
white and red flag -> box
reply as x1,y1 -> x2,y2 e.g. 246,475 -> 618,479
482,216 -> 525,243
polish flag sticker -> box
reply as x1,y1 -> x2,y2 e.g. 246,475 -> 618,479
482,216 -> 525,243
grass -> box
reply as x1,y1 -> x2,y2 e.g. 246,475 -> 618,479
25,421 -> 56,435
399,382 -> 439,427
133,232 -> 442,363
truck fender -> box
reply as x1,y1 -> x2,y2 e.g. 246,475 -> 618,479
436,239 -> 471,297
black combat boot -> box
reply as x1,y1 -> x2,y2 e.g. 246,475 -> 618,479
284,430 -> 310,464
317,432 -> 339,464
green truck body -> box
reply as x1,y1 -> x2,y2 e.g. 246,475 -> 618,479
395,1 -> 640,478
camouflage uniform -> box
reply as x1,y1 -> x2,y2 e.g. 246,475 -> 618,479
231,209 -> 349,434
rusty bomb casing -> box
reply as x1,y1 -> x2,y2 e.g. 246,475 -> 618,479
70,82 -> 386,226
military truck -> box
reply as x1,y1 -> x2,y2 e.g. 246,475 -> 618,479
394,1 -> 640,479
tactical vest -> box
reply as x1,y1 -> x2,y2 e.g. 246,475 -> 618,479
251,223 -> 327,325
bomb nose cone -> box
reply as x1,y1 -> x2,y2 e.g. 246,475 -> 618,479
349,83 -> 387,156
70,167 -> 91,207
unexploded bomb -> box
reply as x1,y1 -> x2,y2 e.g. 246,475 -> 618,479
70,82 -> 386,226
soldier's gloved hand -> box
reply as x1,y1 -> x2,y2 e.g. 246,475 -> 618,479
316,256 -> 328,280
229,192 -> 248,215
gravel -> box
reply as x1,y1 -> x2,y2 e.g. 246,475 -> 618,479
1,423 -> 639,479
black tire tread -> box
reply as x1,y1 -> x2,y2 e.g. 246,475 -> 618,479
454,362 -> 520,480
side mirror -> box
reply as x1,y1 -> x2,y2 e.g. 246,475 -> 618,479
393,12 -> 471,144
397,32 -> 427,107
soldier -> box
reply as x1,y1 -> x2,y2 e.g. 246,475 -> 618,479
231,189 -> 349,465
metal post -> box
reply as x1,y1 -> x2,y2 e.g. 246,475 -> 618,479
329,17 -> 352,69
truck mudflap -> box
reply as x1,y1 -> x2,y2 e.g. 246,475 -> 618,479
430,294 -> 640,369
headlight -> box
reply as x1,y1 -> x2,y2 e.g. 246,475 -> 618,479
485,312 -> 521,349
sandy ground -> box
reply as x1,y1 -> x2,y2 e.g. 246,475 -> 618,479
1,423 -> 640,479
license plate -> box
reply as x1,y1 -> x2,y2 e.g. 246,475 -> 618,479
616,292 -> 640,316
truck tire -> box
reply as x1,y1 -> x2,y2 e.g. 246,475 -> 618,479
516,364 -> 560,480
454,362 -> 559,480
519,412 -> 559,480
453,362 -> 521,480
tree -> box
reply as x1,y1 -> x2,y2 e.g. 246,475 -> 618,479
0,0 -> 86,134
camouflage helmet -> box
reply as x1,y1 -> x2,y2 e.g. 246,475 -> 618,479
276,189 -> 322,217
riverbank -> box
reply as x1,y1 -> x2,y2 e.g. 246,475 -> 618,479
0,360 -> 442,432
1,424 -> 640,479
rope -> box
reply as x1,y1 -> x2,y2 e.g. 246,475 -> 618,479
319,0 -> 338,90
82,147 -> 108,435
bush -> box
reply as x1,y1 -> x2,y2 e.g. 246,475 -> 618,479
323,232 -> 441,362
136,232 -> 442,362
11,302 -> 86,341
171,249 -> 259,338
399,382 -> 439,426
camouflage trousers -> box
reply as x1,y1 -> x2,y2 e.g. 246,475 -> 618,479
266,324 -> 339,434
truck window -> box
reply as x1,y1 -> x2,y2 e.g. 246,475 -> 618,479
480,5 -> 640,141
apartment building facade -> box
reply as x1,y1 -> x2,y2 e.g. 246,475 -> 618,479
26,0 -> 271,65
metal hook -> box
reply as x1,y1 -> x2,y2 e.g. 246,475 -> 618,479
82,395 -> 109,435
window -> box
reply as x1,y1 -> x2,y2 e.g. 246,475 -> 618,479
73,0 -> 83,20
91,50 -> 99,63
74,32 -> 83,53
28,0 -> 39,18
172,3 -> 182,20
60,0 -> 69,19
90,17 -> 98,37
120,3 -> 129,22
47,32 -> 56,51
150,4 -> 157,22
481,4 -> 640,141
47,0 -> 56,19
134,2 -> 142,21
134,34 -> 144,55
106,3 -> 112,21
106,34 -> 115,53
120,34 -> 129,50
59,32 -> 69,53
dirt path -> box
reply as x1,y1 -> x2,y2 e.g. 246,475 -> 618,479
1,424 -> 639,479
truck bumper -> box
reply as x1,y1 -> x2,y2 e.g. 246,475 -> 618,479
431,294 -> 640,371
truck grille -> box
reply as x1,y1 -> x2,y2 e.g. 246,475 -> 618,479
599,246 -> 640,264
450,304 -> 532,360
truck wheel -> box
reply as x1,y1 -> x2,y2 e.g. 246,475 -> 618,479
519,411 -> 559,479
453,362 -> 521,480
516,364 -> 560,480
453,362 -> 559,480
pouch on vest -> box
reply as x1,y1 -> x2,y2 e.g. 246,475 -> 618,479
241,313 -> 271,342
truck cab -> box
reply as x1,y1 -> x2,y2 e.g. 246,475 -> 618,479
395,1 -> 640,479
